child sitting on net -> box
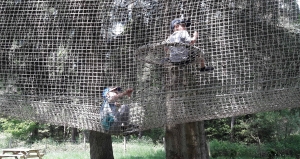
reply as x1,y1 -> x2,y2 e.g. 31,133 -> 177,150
165,18 -> 214,72
100,86 -> 133,133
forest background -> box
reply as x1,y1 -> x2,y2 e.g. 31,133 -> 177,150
1,108 -> 300,158
0,0 -> 299,158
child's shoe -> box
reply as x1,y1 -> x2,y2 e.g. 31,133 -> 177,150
199,66 -> 214,73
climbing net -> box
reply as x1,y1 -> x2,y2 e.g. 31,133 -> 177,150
0,0 -> 299,134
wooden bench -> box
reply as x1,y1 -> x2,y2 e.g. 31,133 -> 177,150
0,154 -> 25,159
25,153 -> 44,158
1,149 -> 44,159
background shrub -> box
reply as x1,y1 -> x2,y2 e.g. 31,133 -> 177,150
210,140 -> 238,158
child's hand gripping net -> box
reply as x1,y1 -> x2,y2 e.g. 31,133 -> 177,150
125,88 -> 134,98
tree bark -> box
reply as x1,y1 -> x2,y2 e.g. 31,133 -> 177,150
199,121 -> 210,159
165,65 -> 209,159
165,121 -> 209,159
89,131 -> 114,159
71,127 -> 79,143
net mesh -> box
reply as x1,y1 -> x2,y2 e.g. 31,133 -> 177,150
0,0 -> 299,134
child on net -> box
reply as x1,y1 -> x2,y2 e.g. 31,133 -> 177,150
100,86 -> 133,133
165,18 -> 214,72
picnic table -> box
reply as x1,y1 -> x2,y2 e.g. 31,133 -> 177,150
0,149 -> 44,159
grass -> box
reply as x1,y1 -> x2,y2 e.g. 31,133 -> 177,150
0,135 -> 165,159
113,142 -> 165,159
43,151 -> 90,159
41,142 -> 165,159
3,135 -> 296,159
41,141 -> 165,159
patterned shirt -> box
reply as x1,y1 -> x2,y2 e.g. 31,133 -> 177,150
166,30 -> 193,62
103,92 -> 117,116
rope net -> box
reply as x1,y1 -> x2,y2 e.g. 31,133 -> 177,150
0,0 -> 299,134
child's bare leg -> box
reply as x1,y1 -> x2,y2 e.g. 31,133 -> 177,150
200,58 -> 205,68
194,55 -> 206,68
195,55 -> 214,72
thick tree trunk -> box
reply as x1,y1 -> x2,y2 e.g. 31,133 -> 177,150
89,131 -> 114,159
199,121 -> 209,159
165,65 -> 209,159
165,121 -> 209,159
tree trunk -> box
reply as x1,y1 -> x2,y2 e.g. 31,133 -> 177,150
71,128 -> 79,143
165,65 -> 209,159
230,116 -> 235,142
49,125 -> 55,138
89,130 -> 114,159
165,121 -> 209,159
30,123 -> 39,142
83,130 -> 90,141
199,121 -> 209,159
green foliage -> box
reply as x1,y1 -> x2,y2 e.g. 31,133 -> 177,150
236,112 -> 279,143
237,144 -> 260,158
230,108 -> 300,143
210,140 -> 239,158
210,135 -> 300,159
265,135 -> 300,158
0,118 -> 39,140
142,128 -> 165,144
209,139 -> 263,158
205,118 -> 231,140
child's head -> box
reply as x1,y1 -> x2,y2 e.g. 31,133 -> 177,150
102,86 -> 122,98
110,86 -> 122,93
170,18 -> 191,32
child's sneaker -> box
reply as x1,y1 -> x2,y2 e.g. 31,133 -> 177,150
199,66 -> 214,73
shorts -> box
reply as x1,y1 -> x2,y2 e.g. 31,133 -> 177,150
170,52 -> 196,66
